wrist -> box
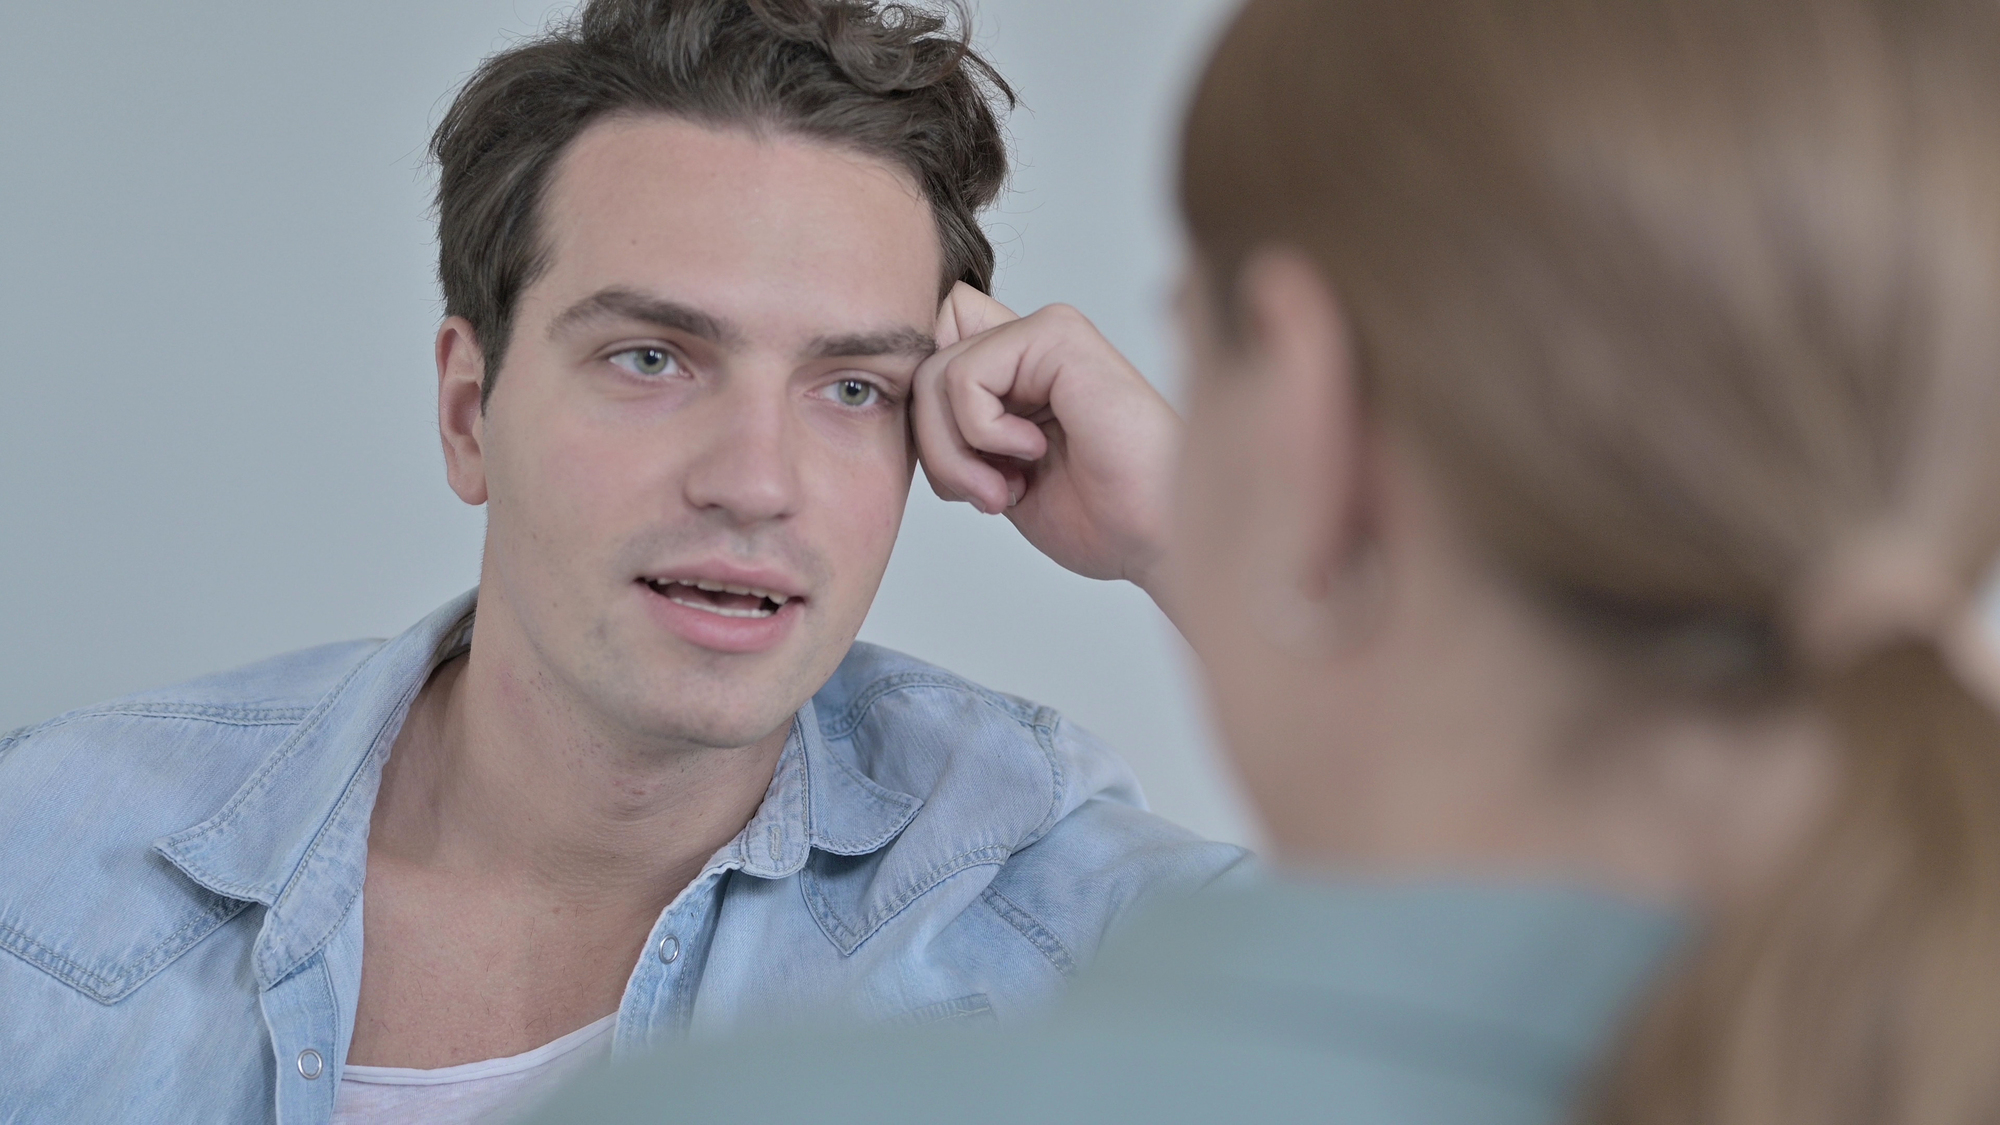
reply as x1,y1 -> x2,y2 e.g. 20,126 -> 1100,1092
1124,545 -> 1183,630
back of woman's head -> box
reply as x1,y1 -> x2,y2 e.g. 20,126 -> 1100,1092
1182,1 -> 2000,1121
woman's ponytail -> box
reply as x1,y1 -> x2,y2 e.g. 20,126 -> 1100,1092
1598,637 -> 2000,1125
1181,0 -> 2000,1119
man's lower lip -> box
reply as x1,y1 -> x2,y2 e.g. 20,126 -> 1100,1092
637,581 -> 802,653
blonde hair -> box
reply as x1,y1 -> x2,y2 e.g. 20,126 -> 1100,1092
1181,1 -> 2000,1121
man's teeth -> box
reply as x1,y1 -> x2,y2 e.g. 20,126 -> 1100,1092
646,577 -> 791,619
670,595 -> 774,618
682,578 -> 789,605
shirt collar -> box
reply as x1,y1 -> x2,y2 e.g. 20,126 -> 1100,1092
152,590 -> 477,989
150,589 -> 920,987
700,695 -> 922,880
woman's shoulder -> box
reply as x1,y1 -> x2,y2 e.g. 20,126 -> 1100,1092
530,878 -> 1683,1125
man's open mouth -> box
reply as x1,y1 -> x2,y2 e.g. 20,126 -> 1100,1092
641,577 -> 793,619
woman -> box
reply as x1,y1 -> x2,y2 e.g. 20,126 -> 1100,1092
538,0 -> 2000,1120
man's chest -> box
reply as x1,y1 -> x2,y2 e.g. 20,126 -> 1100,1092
345,864 -> 659,1068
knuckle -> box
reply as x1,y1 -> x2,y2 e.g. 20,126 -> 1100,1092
1040,303 -> 1086,328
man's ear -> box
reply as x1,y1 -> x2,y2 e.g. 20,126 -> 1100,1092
1236,250 -> 1368,608
437,316 -> 490,506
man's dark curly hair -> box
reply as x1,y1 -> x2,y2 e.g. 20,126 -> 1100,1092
431,0 -> 1014,403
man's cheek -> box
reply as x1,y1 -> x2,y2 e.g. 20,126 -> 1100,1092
861,448 -> 914,533
857,477 -> 912,591
537,425 -> 665,530
816,463 -> 908,583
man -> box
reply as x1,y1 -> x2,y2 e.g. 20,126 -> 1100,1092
0,2 -> 1242,1121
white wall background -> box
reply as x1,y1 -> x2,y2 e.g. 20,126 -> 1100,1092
0,0 -> 1261,845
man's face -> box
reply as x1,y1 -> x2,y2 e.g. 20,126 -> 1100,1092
453,115 -> 941,751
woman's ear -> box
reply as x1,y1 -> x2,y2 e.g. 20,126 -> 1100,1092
1235,250 -> 1373,616
436,317 -> 490,507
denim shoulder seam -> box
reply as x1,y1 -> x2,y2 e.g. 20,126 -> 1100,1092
1015,709 -> 1070,850
8,705 -> 311,745
819,671 -> 1040,741
163,653 -> 374,848
978,885 -> 1078,977
92,701 -> 311,723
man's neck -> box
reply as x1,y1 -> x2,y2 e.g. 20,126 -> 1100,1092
352,623 -> 791,1067
370,636 -> 791,913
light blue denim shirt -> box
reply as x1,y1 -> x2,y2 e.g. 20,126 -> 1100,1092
534,879 -> 1684,1125
0,591 -> 1246,1125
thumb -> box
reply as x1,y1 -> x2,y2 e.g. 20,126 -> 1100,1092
933,281 -> 1020,349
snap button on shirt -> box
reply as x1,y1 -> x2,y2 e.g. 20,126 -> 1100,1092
657,934 -> 681,964
297,1049 -> 324,1080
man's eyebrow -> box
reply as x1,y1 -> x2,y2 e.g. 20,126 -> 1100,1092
547,288 -> 741,345
806,327 -> 938,360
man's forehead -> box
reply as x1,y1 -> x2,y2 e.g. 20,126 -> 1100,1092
530,115 -> 944,345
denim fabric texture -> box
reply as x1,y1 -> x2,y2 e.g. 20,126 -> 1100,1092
0,590 -> 1248,1124
530,879 -> 1685,1125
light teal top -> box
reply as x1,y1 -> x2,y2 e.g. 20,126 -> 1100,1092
530,878 -> 1684,1124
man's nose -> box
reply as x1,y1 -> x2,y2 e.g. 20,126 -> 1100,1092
680,379 -> 802,525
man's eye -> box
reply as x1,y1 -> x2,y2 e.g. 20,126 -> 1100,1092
824,379 -> 881,408
610,347 -> 678,377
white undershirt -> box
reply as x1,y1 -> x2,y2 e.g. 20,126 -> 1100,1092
329,1014 -> 617,1125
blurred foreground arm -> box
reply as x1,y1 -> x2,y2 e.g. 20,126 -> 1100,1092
915,283 -> 1183,621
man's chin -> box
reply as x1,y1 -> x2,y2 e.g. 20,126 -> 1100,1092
581,608 -> 856,753
597,677 -> 809,755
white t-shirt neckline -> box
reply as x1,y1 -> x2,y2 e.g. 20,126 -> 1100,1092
340,1013 -> 617,1087
330,1013 -> 619,1125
